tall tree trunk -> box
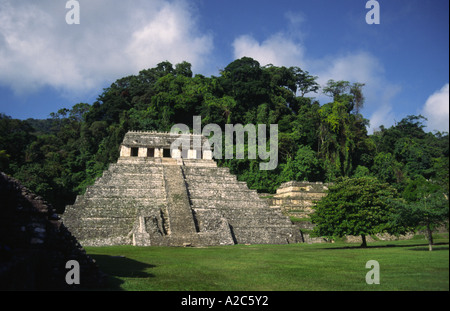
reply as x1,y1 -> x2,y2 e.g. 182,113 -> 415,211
361,234 -> 367,248
426,223 -> 433,251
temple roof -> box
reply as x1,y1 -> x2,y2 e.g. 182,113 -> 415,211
121,131 -> 209,148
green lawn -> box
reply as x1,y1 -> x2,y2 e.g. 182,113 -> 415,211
85,237 -> 449,291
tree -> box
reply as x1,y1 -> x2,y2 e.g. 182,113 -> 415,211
371,152 -> 404,184
322,79 -> 366,114
175,61 -> 193,78
219,57 -> 270,122
278,145 -> 324,183
397,176 -> 449,251
0,114 -> 35,173
289,66 -> 320,97
322,79 -> 351,100
317,80 -> 370,178
310,177 -> 406,247
349,82 -> 365,114
371,114 -> 448,184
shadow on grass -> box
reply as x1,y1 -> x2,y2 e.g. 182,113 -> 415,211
408,245 -> 449,251
89,254 -> 156,290
318,242 -> 449,251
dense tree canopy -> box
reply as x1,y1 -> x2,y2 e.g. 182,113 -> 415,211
0,58 -> 448,217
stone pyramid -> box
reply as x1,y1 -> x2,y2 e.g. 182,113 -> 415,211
63,132 -> 299,246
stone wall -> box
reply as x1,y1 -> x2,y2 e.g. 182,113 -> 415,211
260,181 -> 330,243
266,181 -> 330,219
0,172 -> 105,290
120,131 -> 212,160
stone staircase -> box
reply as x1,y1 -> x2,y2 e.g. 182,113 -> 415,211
161,161 -> 197,235
182,164 -> 298,244
63,157 -> 299,246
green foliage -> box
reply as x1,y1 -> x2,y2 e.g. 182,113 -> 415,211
394,176 -> 449,250
407,190 -> 449,229
372,115 -> 448,185
0,114 -> 35,172
0,58 -> 448,217
311,177 -> 408,246
352,165 -> 371,178
371,152 -> 403,184
317,81 -> 372,178
278,145 -> 324,183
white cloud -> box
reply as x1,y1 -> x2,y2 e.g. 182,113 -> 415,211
314,52 -> 384,86
0,0 -> 213,96
126,1 -> 213,72
232,11 -> 306,68
233,33 -> 305,68
366,84 -> 401,131
421,83 -> 449,132
232,26 -> 401,132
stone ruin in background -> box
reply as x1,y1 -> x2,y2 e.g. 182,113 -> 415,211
263,181 -> 331,243
263,180 -> 416,244
63,131 -> 300,247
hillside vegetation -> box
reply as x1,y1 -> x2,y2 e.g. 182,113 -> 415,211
0,58 -> 448,213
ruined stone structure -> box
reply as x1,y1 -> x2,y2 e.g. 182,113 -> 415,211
63,131 -> 299,247
0,172 -> 105,290
267,181 -> 330,220
262,181 -> 331,243
264,181 -> 415,244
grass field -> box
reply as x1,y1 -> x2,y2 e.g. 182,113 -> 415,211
85,236 -> 449,291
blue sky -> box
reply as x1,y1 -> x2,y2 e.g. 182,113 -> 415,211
0,0 -> 448,132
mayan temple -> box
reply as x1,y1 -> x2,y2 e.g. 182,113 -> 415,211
63,131 -> 299,247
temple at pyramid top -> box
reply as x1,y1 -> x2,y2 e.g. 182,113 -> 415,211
119,131 -> 213,160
